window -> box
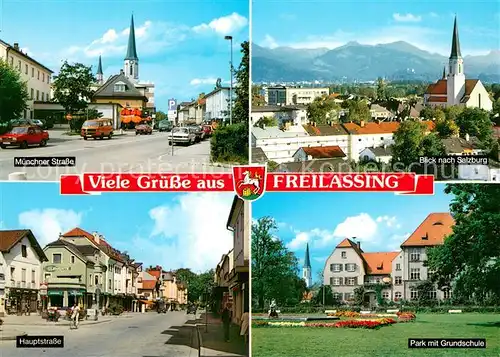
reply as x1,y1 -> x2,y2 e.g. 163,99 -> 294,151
333,292 -> 342,300
71,256 -> 75,264
44,273 -> 51,282
129,63 -> 133,75
410,268 -> 420,280
36,90 -> 39,101
108,279 -> 111,289
344,292 -> 354,300
47,75 -> 50,84
382,291 -> 389,299
409,249 -> 420,262
89,274 -> 93,285
410,289 -> 418,300
32,67 -> 34,77
42,73 -> 45,82
30,88 -> 34,100
394,276 -> 402,285
53,254 -> 62,263
0,273 -> 4,281
396,263 -> 401,271
345,263 -> 356,272
21,245 -> 27,257
330,277 -> 343,286
31,270 -> 36,283
346,277 -> 357,286
428,290 -> 437,299
37,70 -> 40,80
25,64 -> 28,74
114,83 -> 126,92
21,268 -> 26,282
394,292 -> 402,301
41,92 -> 44,102
330,264 -> 342,272
17,60 -> 21,70
341,251 -> 347,259
443,289 -> 452,299
9,56 -> 13,65
95,275 -> 99,286
10,267 -> 15,281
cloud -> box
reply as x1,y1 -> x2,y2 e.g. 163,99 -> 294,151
192,13 -> 248,36
393,13 -> 422,22
376,215 -> 400,228
260,34 -> 279,49
190,77 -> 218,86
333,213 -> 379,241
133,193 -> 234,272
18,209 -> 83,247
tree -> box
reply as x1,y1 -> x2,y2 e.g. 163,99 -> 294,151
175,268 -> 215,303
52,61 -> 96,116
346,99 -> 371,124
0,59 -> 29,123
392,120 -> 445,168
313,285 -> 336,306
435,117 -> 459,138
267,160 -> 279,172
420,106 -> 445,122
353,286 -> 365,306
307,95 -> 340,124
376,77 -> 386,101
455,108 -> 494,147
252,217 -> 304,308
255,116 -> 278,127
427,184 -> 500,304
232,41 -> 249,125
155,111 -> 167,121
443,105 -> 464,123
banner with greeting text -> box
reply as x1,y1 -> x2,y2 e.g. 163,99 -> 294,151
60,167 -> 435,198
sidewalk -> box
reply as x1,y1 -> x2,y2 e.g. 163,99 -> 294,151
0,328 -> 27,340
196,312 -> 248,357
1,314 -> 111,326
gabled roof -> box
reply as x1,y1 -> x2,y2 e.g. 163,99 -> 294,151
425,79 -> 447,95
251,147 -> 268,163
428,96 -> 447,103
61,227 -> 124,262
442,137 -> 481,154
61,227 -> 94,240
0,39 -> 53,73
401,213 -> 455,247
0,229 -> 48,261
303,124 -> 348,136
125,15 -> 139,61
93,73 -> 146,99
336,238 -> 364,256
300,145 -> 346,159
141,280 -> 156,290
364,146 -> 392,156
361,252 -> 399,275
45,239 -> 90,263
343,121 -> 401,135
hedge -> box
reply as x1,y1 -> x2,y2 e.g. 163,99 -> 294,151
210,122 -> 248,164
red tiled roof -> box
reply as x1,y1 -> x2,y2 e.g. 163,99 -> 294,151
361,252 -> 399,275
425,79 -> 447,95
464,79 -> 479,95
0,230 -> 31,252
141,280 -> 156,290
62,227 -> 124,262
302,145 -> 346,159
343,122 -> 400,134
401,213 -> 455,247
428,96 -> 448,103
62,227 -> 94,240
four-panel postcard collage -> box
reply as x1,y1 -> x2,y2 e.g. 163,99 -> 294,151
0,0 -> 499,356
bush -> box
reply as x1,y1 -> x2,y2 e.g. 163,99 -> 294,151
253,305 -> 500,314
210,123 -> 248,164
109,304 -> 124,315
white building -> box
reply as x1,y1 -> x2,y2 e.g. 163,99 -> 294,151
265,86 -> 330,106
359,146 -> 393,164
0,230 -> 48,316
205,87 -> 230,122
0,40 -> 53,119
293,145 -> 347,162
251,105 -> 308,126
424,17 -> 492,111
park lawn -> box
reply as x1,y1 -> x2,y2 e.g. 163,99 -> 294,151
252,313 -> 500,357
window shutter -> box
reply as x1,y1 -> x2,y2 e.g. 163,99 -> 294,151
339,264 -> 343,271
339,277 -> 343,285
330,277 -> 333,285
344,264 -> 348,270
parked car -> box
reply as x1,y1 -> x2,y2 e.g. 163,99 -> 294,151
136,123 -> 153,135
32,119 -> 45,128
187,304 -> 197,314
187,125 -> 204,142
202,124 -> 213,138
158,120 -> 173,132
169,127 -> 196,145
0,126 -> 49,149
81,118 -> 113,140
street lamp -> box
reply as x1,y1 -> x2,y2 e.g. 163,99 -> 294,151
224,35 -> 233,126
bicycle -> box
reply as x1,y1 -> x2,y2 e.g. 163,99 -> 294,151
69,317 -> 79,329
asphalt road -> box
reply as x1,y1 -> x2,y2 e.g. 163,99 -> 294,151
0,129 -> 230,181
0,311 -> 199,357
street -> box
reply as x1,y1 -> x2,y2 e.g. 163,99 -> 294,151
0,311 -> 199,357
0,129 -> 230,181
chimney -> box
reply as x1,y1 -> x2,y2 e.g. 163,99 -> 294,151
13,43 -> 19,50
120,69 -> 124,75
360,120 -> 365,127
93,232 -> 100,244
465,133 -> 470,142
352,237 -> 360,250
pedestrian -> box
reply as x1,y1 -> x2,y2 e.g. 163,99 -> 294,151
240,308 -> 249,344
221,303 -> 232,342
71,303 -> 80,329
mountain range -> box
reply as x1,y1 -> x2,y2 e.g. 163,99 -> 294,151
252,41 -> 500,83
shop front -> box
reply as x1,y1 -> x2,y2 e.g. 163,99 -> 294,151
47,288 -> 85,308
5,287 -> 39,314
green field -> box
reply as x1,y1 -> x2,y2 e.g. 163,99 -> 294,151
252,314 -> 500,357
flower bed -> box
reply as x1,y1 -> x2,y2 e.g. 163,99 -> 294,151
330,311 -> 360,318
396,312 -> 416,322
253,318 -> 396,329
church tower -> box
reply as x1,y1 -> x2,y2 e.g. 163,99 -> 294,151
124,14 -> 139,83
303,243 -> 312,289
96,55 -> 104,85
447,16 -> 465,106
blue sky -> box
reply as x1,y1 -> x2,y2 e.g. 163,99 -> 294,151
0,183 -> 235,273
253,0 -> 499,56
0,0 -> 248,110
253,184 -> 453,282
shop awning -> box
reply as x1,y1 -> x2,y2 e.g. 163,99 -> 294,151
139,300 -> 154,305
47,291 -> 63,296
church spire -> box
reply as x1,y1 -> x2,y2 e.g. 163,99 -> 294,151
304,243 -> 311,268
125,14 -> 139,61
97,55 -> 103,75
442,66 -> 446,79
450,15 -> 462,58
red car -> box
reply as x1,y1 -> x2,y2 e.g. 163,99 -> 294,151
135,123 -> 153,135
202,125 -> 213,137
0,126 -> 49,149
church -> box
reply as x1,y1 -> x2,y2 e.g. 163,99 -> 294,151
92,15 -> 156,123
424,16 -> 492,111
